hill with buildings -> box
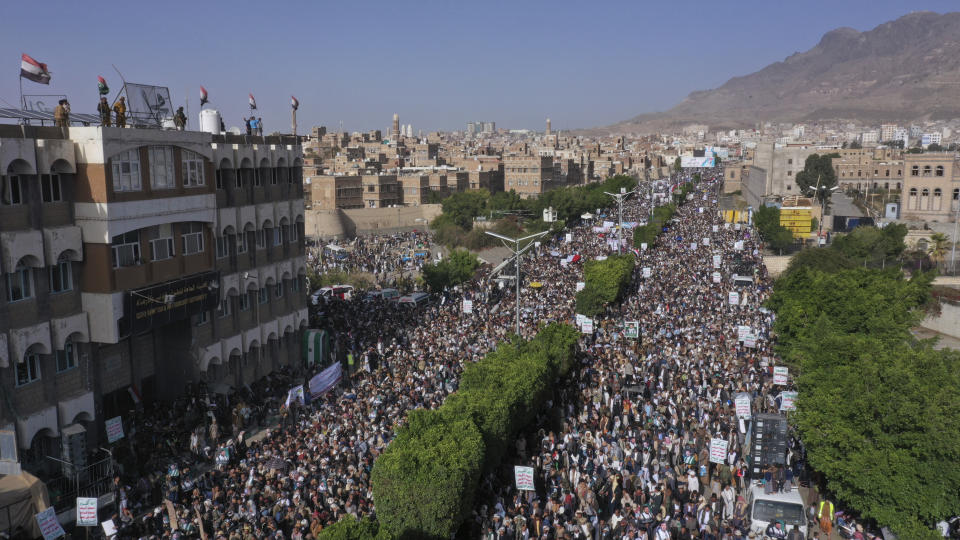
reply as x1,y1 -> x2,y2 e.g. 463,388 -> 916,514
610,11 -> 960,133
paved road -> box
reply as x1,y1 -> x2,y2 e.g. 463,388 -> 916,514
829,192 -> 864,218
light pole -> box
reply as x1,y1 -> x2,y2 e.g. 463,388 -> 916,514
603,187 -> 638,252
485,230 -> 549,336
951,198 -> 959,273
805,180 -> 838,245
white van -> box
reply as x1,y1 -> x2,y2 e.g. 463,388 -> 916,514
397,292 -> 430,308
747,484 -> 807,538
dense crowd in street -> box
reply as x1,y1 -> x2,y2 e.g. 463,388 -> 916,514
306,231 -> 435,283
102,173 -> 815,540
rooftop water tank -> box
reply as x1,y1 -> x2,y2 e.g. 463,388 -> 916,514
199,109 -> 222,134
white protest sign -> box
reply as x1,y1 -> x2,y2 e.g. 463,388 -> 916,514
35,507 -> 65,540
514,466 -> 535,491
724,223 -> 730,229
703,237 -> 710,246
690,242 -> 698,250
102,519 -> 118,539
581,319 -> 594,334
712,271 -> 721,284
780,391 -> 798,411
105,416 -> 124,443
773,366 -> 789,385
77,497 -> 98,526
709,438 -> 729,464
735,394 -> 752,418
735,223 -> 741,230
728,291 -> 740,306
712,225 -> 719,232
713,255 -> 721,268
576,314 -> 586,327
565,233 -> 572,243
737,325 -> 751,341
624,321 -> 640,339
734,240 -> 744,251
744,334 -> 757,348
641,243 -> 648,251
642,267 -> 651,278
462,300 -> 473,314
575,281 -> 585,292
698,207 -> 704,213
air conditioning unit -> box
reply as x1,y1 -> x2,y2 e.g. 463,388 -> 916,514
61,423 -> 87,478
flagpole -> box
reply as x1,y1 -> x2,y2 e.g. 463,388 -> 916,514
292,108 -> 297,137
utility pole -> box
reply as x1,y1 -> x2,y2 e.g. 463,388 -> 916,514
952,199 -> 959,273
485,230 -> 549,336
604,187 -> 638,252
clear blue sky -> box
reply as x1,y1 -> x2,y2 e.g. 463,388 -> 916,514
1,1 -> 956,133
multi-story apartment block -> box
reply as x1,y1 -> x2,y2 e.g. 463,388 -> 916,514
901,153 -> 960,222
0,124 -> 306,478
503,155 -> 555,198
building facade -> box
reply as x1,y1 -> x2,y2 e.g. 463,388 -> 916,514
0,125 -> 306,478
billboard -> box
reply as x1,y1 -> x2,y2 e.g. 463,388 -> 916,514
704,146 -> 730,159
124,83 -> 174,127
681,156 -> 715,168
123,270 -> 220,334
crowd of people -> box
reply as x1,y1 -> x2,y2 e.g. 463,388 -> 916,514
102,172 -> 816,540
307,230 -> 435,285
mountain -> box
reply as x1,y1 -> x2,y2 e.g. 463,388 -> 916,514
610,11 -> 960,133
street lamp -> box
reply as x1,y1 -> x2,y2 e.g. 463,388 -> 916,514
485,230 -> 549,336
805,179 -> 839,245
604,187 -> 638,252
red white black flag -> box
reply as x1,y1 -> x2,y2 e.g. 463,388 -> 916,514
200,86 -> 209,106
20,53 -> 51,84
248,93 -> 257,110
291,96 -> 299,110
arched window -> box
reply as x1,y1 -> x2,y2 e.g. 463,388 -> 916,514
923,165 -> 932,176
934,188 -> 942,197
922,188 -> 930,197
911,166 -> 920,176
910,188 -> 918,196
935,165 -> 945,177
934,188 -> 943,211
6,262 -> 33,302
56,340 -> 77,372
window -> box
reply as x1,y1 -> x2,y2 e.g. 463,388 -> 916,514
885,170 -> 890,177
215,170 -> 223,190
909,188 -> 918,196
16,354 -> 41,386
922,188 -> 930,197
182,223 -> 204,255
934,188 -> 942,197
254,168 -> 262,187
923,165 -> 932,176
271,168 -> 278,185
40,174 -> 61,202
258,287 -> 268,304
151,224 -> 175,261
111,149 -> 142,191
911,166 -> 919,177
291,276 -> 301,293
218,297 -> 232,317
112,231 -> 141,268
936,166 -> 945,177
2,176 -> 23,204
56,341 -> 77,372
275,282 -> 284,298
182,150 -> 206,186
954,188 -> 959,201
273,226 -> 284,247
289,224 -> 299,243
787,159 -> 793,165
6,264 -> 33,302
215,236 -> 229,259
239,292 -> 251,311
149,146 -> 175,189
194,311 -> 209,326
237,232 -> 248,254
235,170 -> 243,189
256,229 -> 267,250
49,259 -> 72,293
786,171 -> 792,176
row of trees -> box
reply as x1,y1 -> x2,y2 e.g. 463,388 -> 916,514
575,254 -> 636,317
767,228 -> 960,539
431,175 -> 637,249
364,323 -> 579,539
752,205 -> 797,252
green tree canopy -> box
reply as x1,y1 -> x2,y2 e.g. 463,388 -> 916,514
420,249 -> 480,292
794,154 -> 838,203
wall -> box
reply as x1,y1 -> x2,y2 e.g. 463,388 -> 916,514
921,300 -> 960,340
305,204 -> 443,239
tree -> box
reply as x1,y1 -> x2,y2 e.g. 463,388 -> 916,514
783,247 -> 855,277
849,140 -> 863,149
674,156 -> 681,171
927,232 -> 950,265
420,249 -> 479,292
927,143 -> 944,152
794,154 -> 838,204
766,226 -> 795,253
440,190 -> 489,230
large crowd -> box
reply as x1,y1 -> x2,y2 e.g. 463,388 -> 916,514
103,172 -> 811,540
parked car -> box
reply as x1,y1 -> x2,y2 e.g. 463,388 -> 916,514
397,292 -> 430,308
364,288 -> 400,302
310,284 -> 354,304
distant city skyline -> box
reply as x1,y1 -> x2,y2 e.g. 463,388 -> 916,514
1,1 -> 957,133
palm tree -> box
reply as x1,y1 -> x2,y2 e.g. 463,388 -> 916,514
927,232 -> 950,266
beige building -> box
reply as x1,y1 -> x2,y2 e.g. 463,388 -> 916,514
901,153 -> 960,222
503,155 -> 555,198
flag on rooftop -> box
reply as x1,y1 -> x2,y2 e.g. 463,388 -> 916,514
20,53 -> 51,84
200,86 -> 209,106
248,93 -> 256,110
97,76 -> 109,95
291,96 -> 299,110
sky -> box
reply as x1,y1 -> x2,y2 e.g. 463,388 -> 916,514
1,0 -> 957,133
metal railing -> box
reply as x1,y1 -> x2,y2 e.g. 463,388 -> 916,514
45,456 -> 114,511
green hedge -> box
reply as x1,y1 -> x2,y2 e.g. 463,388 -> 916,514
370,323 -> 579,539
575,254 -> 635,317
317,516 -> 391,540
633,203 -> 677,249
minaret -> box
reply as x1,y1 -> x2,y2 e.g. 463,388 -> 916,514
546,118 -> 551,135
392,113 -> 400,140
